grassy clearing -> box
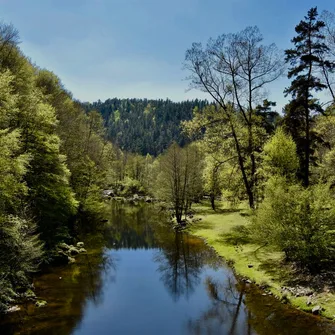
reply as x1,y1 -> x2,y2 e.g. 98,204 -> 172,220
188,200 -> 335,320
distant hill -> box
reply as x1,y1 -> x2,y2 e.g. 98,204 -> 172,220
83,98 -> 208,156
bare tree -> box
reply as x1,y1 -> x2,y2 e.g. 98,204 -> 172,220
320,10 -> 335,102
184,26 -> 284,208
0,22 -> 20,68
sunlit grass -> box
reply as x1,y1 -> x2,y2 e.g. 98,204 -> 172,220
189,200 -> 335,320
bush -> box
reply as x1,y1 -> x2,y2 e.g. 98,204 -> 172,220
120,177 -> 145,196
0,215 -> 43,311
252,177 -> 335,271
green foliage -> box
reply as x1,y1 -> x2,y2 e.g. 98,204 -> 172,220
22,100 -> 78,247
0,21 -> 119,310
313,112 -> 335,183
83,98 -> 209,156
120,177 -> 145,196
0,71 -> 30,213
155,142 -> 204,223
284,7 -> 332,186
202,156 -> 224,199
253,177 -> 335,271
35,69 -> 118,225
0,215 -> 43,312
262,128 -> 299,178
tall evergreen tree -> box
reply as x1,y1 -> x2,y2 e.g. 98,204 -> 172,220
284,7 -> 333,186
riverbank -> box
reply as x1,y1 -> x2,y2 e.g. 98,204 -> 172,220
188,201 -> 335,320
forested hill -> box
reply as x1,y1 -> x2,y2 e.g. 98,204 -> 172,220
83,98 -> 209,156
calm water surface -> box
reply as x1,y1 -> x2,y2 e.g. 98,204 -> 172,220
1,201 -> 334,334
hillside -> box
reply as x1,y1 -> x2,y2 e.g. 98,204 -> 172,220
83,98 -> 208,156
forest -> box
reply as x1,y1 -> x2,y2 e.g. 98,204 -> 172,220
83,98 -> 208,155
1,5 -> 335,321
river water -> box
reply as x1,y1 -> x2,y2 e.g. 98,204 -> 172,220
1,201 -> 334,334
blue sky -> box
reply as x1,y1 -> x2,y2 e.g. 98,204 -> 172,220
1,0 -> 334,109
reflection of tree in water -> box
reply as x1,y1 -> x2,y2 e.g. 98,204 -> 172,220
81,247 -> 117,306
242,284 -> 335,335
104,201 -> 163,249
0,238 -> 117,335
187,275 -> 253,335
154,232 -> 218,301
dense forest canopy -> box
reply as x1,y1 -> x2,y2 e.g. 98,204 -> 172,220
0,21 -> 118,311
83,98 -> 209,156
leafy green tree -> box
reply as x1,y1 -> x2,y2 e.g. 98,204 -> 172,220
313,109 -> 335,183
155,143 -> 203,224
202,155 -> 224,210
0,215 -> 43,312
35,70 -> 115,223
253,178 -> 335,271
0,29 -> 44,310
20,88 -> 78,248
0,71 -> 30,213
262,128 -> 299,179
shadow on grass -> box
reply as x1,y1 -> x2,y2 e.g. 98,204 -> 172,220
196,207 -> 243,216
257,257 -> 293,284
213,229 -> 297,286
189,220 -> 213,231
222,225 -> 252,246
193,201 -> 244,216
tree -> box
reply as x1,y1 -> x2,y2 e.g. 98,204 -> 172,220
0,30 -> 45,311
253,178 -> 335,271
184,105 -> 238,210
320,10 -> 335,102
202,156 -> 225,210
20,89 -> 78,248
156,143 -> 203,224
184,26 -> 284,208
262,128 -> 299,179
0,70 -> 30,213
284,7 -> 333,186
313,108 -> 335,183
35,70 -> 115,223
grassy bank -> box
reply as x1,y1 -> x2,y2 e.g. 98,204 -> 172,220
188,201 -> 335,320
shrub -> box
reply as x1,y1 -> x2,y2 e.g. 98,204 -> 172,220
120,177 -> 145,196
252,177 -> 335,271
0,215 -> 43,311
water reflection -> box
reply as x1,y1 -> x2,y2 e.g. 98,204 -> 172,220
1,201 -> 335,335
104,201 -> 161,249
187,276 -> 253,335
155,233 -> 202,300
0,234 -> 116,335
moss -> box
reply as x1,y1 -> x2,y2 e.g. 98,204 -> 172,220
189,200 -> 335,320
35,300 -> 47,308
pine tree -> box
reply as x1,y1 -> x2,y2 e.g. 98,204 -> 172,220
284,7 -> 333,186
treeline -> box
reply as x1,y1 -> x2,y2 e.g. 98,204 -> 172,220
152,7 -> 335,274
83,98 -> 208,156
0,23 -> 119,311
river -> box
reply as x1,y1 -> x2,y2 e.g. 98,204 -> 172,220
1,201 -> 334,334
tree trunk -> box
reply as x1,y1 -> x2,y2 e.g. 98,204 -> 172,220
304,109 -> 310,187
176,207 -> 183,224
230,120 -> 255,209
210,193 -> 215,211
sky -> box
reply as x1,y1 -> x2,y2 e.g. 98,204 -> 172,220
1,0 -> 335,110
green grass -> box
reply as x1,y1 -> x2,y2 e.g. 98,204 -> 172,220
189,200 -> 335,320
